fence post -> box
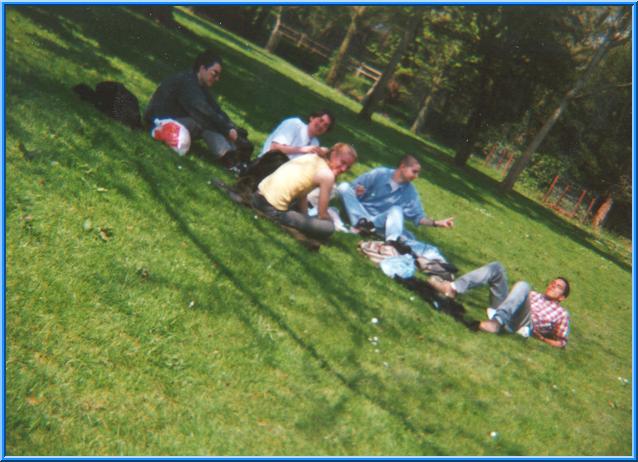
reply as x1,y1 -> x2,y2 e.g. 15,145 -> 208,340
495,148 -> 507,170
501,150 -> 515,176
555,183 -> 571,208
570,189 -> 587,217
484,144 -> 497,166
543,175 -> 559,203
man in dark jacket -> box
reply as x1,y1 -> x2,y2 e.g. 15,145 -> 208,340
144,49 -> 252,167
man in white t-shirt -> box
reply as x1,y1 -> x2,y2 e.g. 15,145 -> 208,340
259,110 -> 334,159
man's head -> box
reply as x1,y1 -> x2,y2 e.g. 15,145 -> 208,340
327,143 -> 357,176
545,277 -> 570,301
307,110 -> 335,137
395,154 -> 421,183
193,49 -> 223,87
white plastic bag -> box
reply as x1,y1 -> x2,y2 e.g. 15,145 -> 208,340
151,118 -> 191,156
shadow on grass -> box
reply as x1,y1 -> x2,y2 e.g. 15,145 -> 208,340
7,6 -> 615,455
131,154 -> 528,455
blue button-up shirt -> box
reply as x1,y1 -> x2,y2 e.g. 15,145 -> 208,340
351,167 -> 426,226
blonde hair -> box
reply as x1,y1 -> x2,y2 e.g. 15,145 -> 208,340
329,142 -> 358,162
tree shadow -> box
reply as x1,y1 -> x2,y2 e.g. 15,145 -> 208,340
130,154 -> 528,454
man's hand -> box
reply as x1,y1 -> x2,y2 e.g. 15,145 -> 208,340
355,185 -> 365,197
435,217 -> 454,228
532,331 -> 565,348
301,145 -> 325,155
228,128 -> 238,142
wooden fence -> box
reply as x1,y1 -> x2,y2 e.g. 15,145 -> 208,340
277,23 -> 332,59
483,144 -> 597,222
272,23 -> 383,84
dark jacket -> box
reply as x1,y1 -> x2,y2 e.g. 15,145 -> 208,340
144,70 -> 235,134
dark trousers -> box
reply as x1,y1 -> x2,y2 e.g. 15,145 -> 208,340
251,193 -> 335,240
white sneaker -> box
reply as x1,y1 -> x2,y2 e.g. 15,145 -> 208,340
516,325 -> 532,338
486,308 -> 496,320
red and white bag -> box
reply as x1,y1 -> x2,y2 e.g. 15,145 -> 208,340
151,118 -> 191,156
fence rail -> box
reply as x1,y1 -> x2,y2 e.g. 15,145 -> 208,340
278,23 -> 331,59
273,23 -> 383,84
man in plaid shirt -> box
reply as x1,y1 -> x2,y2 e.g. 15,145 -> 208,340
427,261 -> 571,348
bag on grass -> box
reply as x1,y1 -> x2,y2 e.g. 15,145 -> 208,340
358,240 -> 400,265
151,118 -> 191,156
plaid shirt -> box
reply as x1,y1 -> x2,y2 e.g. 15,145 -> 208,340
529,291 -> 570,347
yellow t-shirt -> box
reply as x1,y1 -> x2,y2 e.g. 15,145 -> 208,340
258,154 -> 329,211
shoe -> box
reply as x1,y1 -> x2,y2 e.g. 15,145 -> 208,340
427,275 -> 456,299
516,325 -> 531,338
486,308 -> 496,320
355,217 -> 374,229
229,161 -> 249,177
479,319 -> 502,334
220,149 -> 239,168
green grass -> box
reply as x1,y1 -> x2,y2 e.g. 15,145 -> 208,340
5,5 -> 633,456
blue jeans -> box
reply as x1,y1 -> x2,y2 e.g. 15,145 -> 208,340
452,261 -> 531,332
176,117 -> 234,159
337,182 -> 412,241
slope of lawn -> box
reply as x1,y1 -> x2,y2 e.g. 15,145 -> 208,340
5,6 -> 633,456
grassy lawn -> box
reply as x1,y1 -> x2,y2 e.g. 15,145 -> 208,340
5,5 -> 633,456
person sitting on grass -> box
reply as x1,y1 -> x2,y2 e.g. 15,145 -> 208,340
427,261 -> 571,348
251,143 -> 357,240
144,48 -> 252,169
259,109 -> 334,160
337,154 -> 454,248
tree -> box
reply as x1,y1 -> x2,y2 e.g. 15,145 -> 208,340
409,9 -> 463,134
445,7 -> 578,166
265,7 -> 283,52
359,11 -> 422,120
500,6 -> 631,192
325,6 -> 368,86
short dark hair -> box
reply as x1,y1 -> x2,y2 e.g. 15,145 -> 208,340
308,109 -> 335,131
399,154 -> 419,168
193,49 -> 223,73
556,277 -> 571,298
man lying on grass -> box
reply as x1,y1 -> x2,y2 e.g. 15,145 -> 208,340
144,49 -> 252,169
251,143 -> 357,240
427,261 -> 571,348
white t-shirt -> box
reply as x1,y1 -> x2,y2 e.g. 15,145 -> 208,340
259,117 -> 320,159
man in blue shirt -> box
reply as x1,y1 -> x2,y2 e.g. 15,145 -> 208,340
337,155 -> 454,245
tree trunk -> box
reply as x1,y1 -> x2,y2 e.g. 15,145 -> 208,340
454,107 -> 484,166
453,64 -> 492,166
359,13 -> 421,120
500,8 -> 629,192
592,194 -> 613,229
325,6 -> 366,87
410,91 -> 434,133
265,9 -> 282,53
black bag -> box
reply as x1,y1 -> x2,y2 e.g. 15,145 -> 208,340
236,150 -> 289,191
73,81 -> 142,130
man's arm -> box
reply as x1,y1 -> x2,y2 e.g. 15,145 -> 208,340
419,217 -> 455,228
532,331 -> 566,348
313,168 -> 336,219
270,142 -> 324,157
351,168 -> 382,196
177,80 -> 235,136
